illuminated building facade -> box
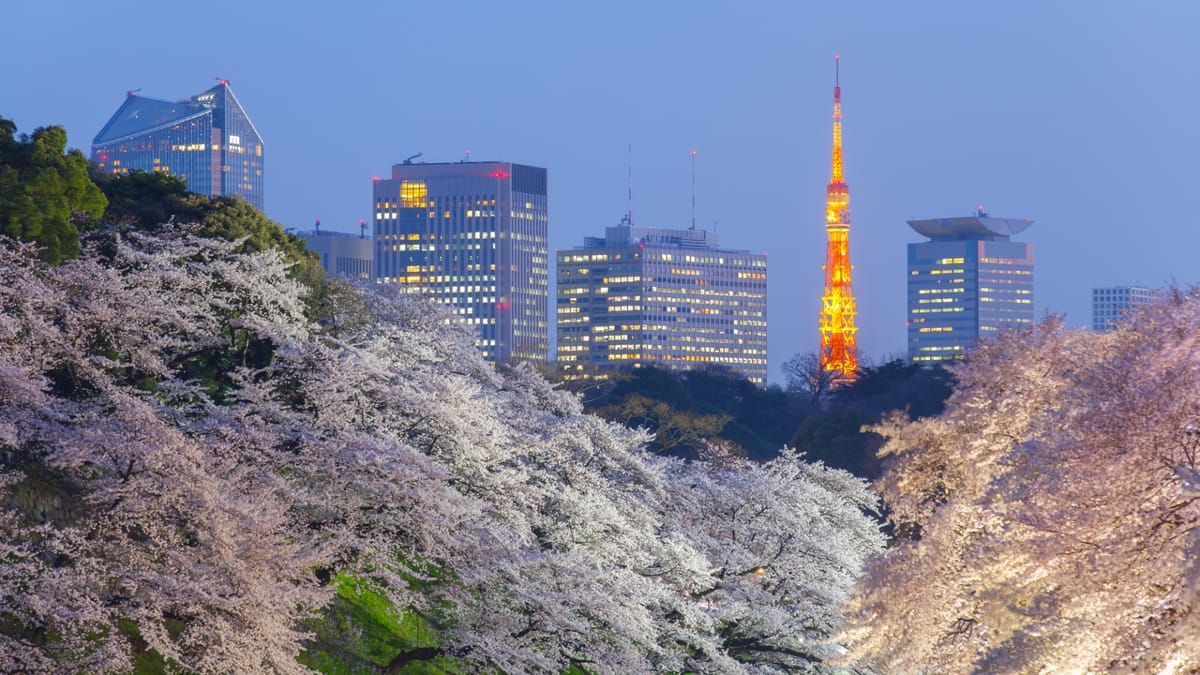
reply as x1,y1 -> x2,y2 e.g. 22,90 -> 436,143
1092,285 -> 1156,332
92,82 -> 264,211
557,222 -> 768,384
373,161 -> 549,365
907,210 -> 1035,362
298,227 -> 373,281
819,56 -> 859,381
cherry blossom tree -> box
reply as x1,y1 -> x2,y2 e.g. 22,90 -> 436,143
0,231 -> 323,673
664,448 -> 885,673
843,302 -> 1200,673
0,224 -> 885,673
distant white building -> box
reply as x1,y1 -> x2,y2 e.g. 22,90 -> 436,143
298,228 -> 373,281
1092,285 -> 1156,332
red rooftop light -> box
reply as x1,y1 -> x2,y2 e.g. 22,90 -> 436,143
491,171 -> 509,178
373,176 -> 380,182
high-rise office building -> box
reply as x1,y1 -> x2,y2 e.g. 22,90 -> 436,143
1092,285 -> 1156,332
92,81 -> 264,211
907,209 -> 1035,363
373,160 -> 549,365
298,222 -> 373,281
557,221 -> 768,384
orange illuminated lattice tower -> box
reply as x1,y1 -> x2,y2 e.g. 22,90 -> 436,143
819,56 -> 859,381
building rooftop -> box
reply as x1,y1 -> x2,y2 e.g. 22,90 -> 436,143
93,82 -> 260,146
571,220 -> 759,253
907,212 -> 1033,241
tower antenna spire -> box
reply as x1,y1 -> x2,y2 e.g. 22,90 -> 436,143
818,54 -> 859,382
627,143 -> 633,226
691,149 -> 697,230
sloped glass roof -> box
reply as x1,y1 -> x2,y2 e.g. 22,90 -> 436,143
93,94 -> 211,145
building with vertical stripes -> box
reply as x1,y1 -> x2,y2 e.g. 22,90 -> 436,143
372,160 -> 549,365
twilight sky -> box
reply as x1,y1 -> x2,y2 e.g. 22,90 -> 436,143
5,1 -> 1199,383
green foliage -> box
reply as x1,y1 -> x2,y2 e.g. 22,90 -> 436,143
91,170 -> 321,284
605,392 -> 731,456
0,116 -> 107,263
116,620 -> 176,675
790,407 -> 883,478
575,362 -> 953,479
678,368 -> 796,460
90,170 -> 332,321
789,361 -> 954,480
300,572 -> 465,675
87,170 -> 187,230
582,366 -> 800,460
834,359 -> 954,420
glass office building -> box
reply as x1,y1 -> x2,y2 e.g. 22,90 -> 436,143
1092,285 -> 1156,332
557,222 -> 768,384
92,82 -> 264,211
373,161 -> 549,365
907,212 -> 1035,363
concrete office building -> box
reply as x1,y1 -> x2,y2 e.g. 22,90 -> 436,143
297,224 -> 373,281
557,221 -> 768,384
92,82 -> 264,210
372,160 -> 549,365
1092,285 -> 1157,332
907,210 -> 1034,363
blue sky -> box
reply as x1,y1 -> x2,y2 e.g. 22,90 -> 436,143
5,1 -> 1199,382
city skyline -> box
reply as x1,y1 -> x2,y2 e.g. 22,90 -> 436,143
4,2 -> 1198,383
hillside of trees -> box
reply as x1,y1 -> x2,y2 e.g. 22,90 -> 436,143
572,357 -> 953,481
0,118 -> 885,673
842,305 -> 1200,672
8,115 -> 1200,673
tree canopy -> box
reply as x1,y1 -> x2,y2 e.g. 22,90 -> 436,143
0,224 -> 884,673
843,304 -> 1200,672
0,117 -> 107,263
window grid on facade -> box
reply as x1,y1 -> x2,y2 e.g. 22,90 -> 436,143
373,162 -> 549,365
906,215 -> 1035,363
92,83 -> 264,211
557,224 -> 768,385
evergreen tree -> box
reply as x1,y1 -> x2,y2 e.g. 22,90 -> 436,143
0,117 -> 106,263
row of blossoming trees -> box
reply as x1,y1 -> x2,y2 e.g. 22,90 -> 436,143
5,119 -> 1200,672
0,224 -> 885,673
841,300 -> 1200,672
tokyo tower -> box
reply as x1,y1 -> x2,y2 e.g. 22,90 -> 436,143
819,56 -> 859,381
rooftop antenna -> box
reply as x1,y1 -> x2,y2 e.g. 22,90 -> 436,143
127,88 -> 141,97
359,218 -> 367,238
215,76 -> 229,85
314,217 -> 321,234
627,143 -> 634,227
690,149 -> 697,230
